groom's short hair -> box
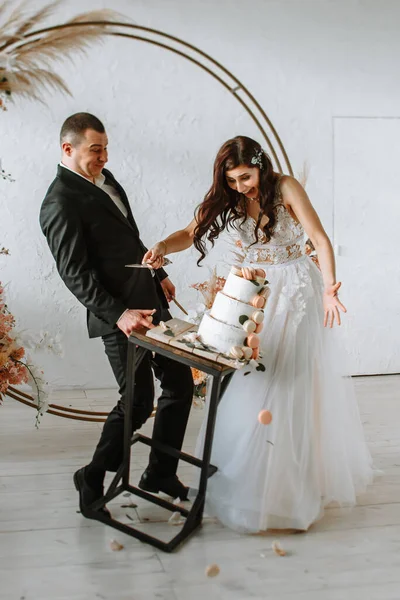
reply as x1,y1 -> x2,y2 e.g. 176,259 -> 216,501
60,113 -> 105,146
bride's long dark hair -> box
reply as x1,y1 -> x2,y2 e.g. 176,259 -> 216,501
193,135 -> 280,264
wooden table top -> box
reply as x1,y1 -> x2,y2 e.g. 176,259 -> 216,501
128,319 -> 239,374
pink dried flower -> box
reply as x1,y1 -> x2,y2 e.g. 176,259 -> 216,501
0,279 -> 49,418
191,368 -> 207,386
191,268 -> 226,309
10,346 -> 25,361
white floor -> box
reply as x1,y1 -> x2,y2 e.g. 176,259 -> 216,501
1,375 -> 400,600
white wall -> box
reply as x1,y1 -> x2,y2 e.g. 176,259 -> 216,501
333,117 -> 400,375
1,0 -> 399,387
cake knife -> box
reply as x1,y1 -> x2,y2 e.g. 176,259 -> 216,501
125,257 -> 173,268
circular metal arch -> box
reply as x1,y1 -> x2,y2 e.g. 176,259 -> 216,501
6,20 -> 293,423
12,21 -> 293,174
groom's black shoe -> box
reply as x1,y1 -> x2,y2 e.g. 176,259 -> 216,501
73,467 -> 111,518
138,468 -> 189,501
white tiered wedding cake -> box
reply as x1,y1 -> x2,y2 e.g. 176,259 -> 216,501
198,266 -> 270,361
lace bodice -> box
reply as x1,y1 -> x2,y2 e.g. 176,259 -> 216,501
235,186 -> 305,265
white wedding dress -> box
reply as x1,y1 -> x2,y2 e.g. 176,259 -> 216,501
194,185 -> 374,533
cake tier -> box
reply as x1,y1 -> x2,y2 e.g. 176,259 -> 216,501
223,271 -> 264,303
198,313 -> 247,354
211,292 -> 256,327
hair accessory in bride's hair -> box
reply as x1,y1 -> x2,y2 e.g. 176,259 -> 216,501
250,148 -> 264,169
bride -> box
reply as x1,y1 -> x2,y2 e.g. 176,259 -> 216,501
143,135 -> 373,533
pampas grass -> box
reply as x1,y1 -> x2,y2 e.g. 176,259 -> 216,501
0,1 -> 126,102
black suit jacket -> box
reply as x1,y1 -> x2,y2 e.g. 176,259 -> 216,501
39,165 -> 169,338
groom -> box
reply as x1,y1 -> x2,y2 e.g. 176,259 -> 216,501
40,112 -> 193,517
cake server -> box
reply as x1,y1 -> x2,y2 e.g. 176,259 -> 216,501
171,297 -> 188,315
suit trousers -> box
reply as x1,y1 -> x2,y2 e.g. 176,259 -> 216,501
90,330 -> 194,476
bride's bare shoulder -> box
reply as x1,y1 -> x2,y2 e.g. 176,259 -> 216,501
276,174 -> 300,189
274,175 -> 305,222
277,175 -> 305,200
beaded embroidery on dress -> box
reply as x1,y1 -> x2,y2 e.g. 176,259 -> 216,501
236,179 -> 305,265
192,177 -> 374,533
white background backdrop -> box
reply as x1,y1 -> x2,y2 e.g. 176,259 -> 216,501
1,0 -> 399,387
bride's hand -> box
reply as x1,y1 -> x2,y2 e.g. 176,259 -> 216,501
323,282 -> 347,328
142,241 -> 166,269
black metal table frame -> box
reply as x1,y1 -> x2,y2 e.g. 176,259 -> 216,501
86,332 -> 234,552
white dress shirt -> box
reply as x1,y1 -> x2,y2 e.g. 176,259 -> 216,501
59,163 -> 128,218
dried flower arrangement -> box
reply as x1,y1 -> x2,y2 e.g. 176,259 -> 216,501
0,2 -> 123,422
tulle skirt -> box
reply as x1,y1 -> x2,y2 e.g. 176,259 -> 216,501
193,255 -> 374,533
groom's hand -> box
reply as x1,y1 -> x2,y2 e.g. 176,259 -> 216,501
117,309 -> 156,337
160,277 -> 175,302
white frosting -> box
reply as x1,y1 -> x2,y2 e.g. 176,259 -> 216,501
223,272 -> 263,303
198,313 -> 247,354
197,267 -> 269,358
210,292 -> 255,326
